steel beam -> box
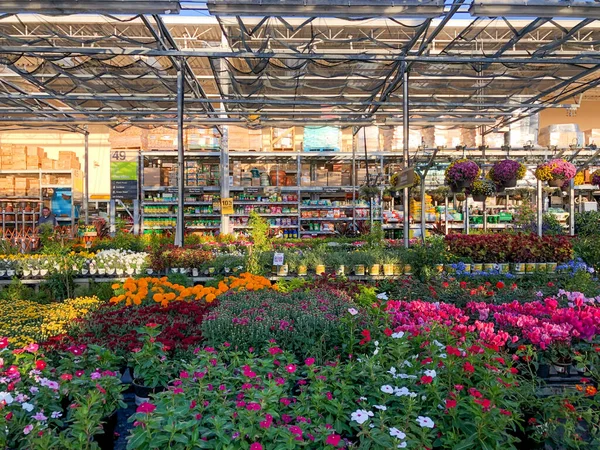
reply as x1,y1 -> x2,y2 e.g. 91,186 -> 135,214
175,58 -> 185,248
402,61 -> 410,249
84,130 -> 89,226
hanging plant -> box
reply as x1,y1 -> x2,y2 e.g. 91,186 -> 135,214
489,159 -> 526,187
561,171 -> 585,189
412,172 -> 421,189
592,170 -> 600,187
535,159 -> 576,186
467,179 -> 496,202
428,186 -> 450,204
444,159 -> 480,191
359,185 -> 380,200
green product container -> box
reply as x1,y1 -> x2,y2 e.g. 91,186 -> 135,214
462,263 -> 471,273
483,263 -> 496,272
537,263 -> 547,273
498,212 -> 513,222
499,263 -> 510,274
404,264 -> 413,275
472,263 -> 483,272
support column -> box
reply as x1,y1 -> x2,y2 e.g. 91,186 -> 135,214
569,178 -> 575,236
465,196 -> 470,235
444,196 -> 449,235
175,57 -> 185,247
220,128 -> 230,235
420,174 -> 426,243
537,179 -> 543,237
402,61 -> 410,248
83,129 -> 89,225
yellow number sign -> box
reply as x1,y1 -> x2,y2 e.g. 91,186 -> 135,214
221,198 -> 234,215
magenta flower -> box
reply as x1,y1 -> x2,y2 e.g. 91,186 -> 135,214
304,357 -> 315,366
285,364 -> 297,373
136,402 -> 156,414
249,443 -> 263,450
326,434 -> 342,446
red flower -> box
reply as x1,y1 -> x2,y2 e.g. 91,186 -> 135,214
325,434 -> 341,446
547,282 -> 554,287
510,283 -> 518,290
463,362 -> 475,373
442,282 -> 449,289
35,360 -> 47,371
469,289 -> 477,296
446,345 -> 461,357
420,375 -> 433,384
454,384 -> 464,391
421,357 -> 433,365
474,398 -> 491,411
0,337 -> 8,349
136,402 -> 156,414
459,281 -> 467,289
383,328 -> 393,337
445,399 -> 457,409
496,281 -> 505,289
500,409 -> 512,416
563,400 -> 576,412
96,383 -> 106,394
359,329 -> 371,346
145,323 -> 159,328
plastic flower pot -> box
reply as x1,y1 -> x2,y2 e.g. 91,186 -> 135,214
40,269 -> 48,276
548,179 -> 563,187
315,264 -> 325,275
502,178 -> 518,188
513,263 -> 525,275
23,269 -> 31,278
146,269 -> 153,275
450,182 -> 465,193
116,268 -> 124,276
483,263 -> 495,272
536,364 -> 550,379
208,267 -> 215,275
525,263 -> 536,274
552,361 -> 572,377
7,269 -> 15,277
383,264 -> 394,276
393,264 -> 403,276
472,194 -> 487,202
277,264 -> 289,277
298,265 -> 307,276
107,268 -> 115,276
445,264 -> 455,274
354,265 -> 365,276
132,382 -> 165,406
336,265 -> 345,276
170,268 -> 179,274
31,269 -> 39,277
537,263 -> 547,273
499,263 -> 510,274
404,264 -> 413,275
369,264 -> 381,276
472,263 -> 483,272
547,262 -> 557,273
94,412 -> 118,450
462,263 -> 471,273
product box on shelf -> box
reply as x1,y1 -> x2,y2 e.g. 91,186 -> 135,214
26,156 -> 40,170
147,126 -> 177,150
27,179 -> 40,197
109,127 -> 148,149
327,172 -> 342,186
14,178 -> 29,196
584,129 -> 600,146
0,176 -> 15,197
11,155 -> 27,171
143,167 -> 161,187
539,124 -> 583,148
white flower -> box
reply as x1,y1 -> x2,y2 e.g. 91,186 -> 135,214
348,308 -> 359,316
0,392 -> 14,405
374,341 -> 379,347
424,369 -> 437,378
416,416 -> 435,428
439,353 -> 447,359
402,360 -> 412,368
396,373 -> 417,380
374,405 -> 387,411
351,409 -> 373,425
376,292 -> 388,300
388,367 -> 397,376
432,339 -> 445,348
391,331 -> 405,339
21,402 -> 34,412
397,442 -> 407,448
381,385 -> 394,394
51,411 -> 62,419
359,396 -> 368,401
394,387 -> 411,397
373,348 -> 379,356
389,428 -> 406,439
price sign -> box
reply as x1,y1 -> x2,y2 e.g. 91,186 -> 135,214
221,197 -> 234,215
273,252 -> 285,266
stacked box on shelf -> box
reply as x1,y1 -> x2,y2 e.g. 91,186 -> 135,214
539,124 -> 583,148
410,195 -> 433,220
304,126 -> 341,151
28,179 -> 41,197
57,151 -> 81,170
186,127 -> 220,150
584,129 -> 600,146
14,178 -> 28,197
356,126 -> 380,153
0,176 -> 15,196
147,126 -> 177,150
109,127 -> 148,149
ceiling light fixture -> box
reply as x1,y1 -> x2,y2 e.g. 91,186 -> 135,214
207,0 -> 445,18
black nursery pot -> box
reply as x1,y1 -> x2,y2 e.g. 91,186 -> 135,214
536,364 -> 550,379
94,412 -> 118,450
132,382 -> 165,404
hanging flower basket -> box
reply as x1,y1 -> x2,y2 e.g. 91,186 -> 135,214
445,159 -> 480,192
591,170 -> 600,187
535,159 -> 576,186
466,179 -> 496,202
489,159 -> 526,188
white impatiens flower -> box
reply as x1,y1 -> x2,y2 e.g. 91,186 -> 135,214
376,292 -> 389,300
351,409 -> 374,425
21,403 -> 34,412
348,308 -> 359,316
374,405 -> 387,411
391,331 -> 405,339
416,416 -> 435,428
396,373 -> 417,380
424,369 -> 437,378
402,360 -> 413,368
432,339 -> 445,348
380,385 -> 395,394
0,392 -> 14,405
397,442 -> 407,448
389,428 -> 406,439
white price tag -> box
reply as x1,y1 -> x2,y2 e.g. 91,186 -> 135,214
273,252 -> 285,266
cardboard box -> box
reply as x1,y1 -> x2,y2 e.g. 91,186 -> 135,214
26,156 -> 40,170
147,127 -> 177,150
14,178 -> 28,196
143,167 -> 161,187
11,157 -> 27,171
28,179 -> 40,197
327,172 -> 342,186
109,127 -> 148,149
41,158 -> 55,170
584,129 -> 600,146
42,174 -> 58,185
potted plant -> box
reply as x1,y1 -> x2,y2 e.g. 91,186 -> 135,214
381,252 -> 398,277
535,159 -> 576,187
325,251 -> 346,276
592,169 -> 600,187
445,159 -> 480,192
350,251 -> 372,276
428,186 -> 450,204
468,179 -> 496,202
304,249 -> 325,275
548,342 -> 574,377
129,324 -> 172,405
489,159 -> 527,188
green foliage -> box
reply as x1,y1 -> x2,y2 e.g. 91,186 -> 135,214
575,211 -> 600,237
245,211 -> 272,275
40,271 -> 76,302
366,221 -> 384,248
407,237 -> 446,281
166,272 -> 192,287
275,278 -> 307,293
542,213 -> 564,235
0,277 -> 47,303
574,236 -> 600,274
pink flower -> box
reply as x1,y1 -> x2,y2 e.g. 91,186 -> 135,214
250,444 -> 263,450
268,347 -> 283,355
304,357 -> 315,366
23,424 -> 33,435
285,364 -> 297,374
136,402 -> 156,414
0,337 -> 8,349
24,343 -> 39,353
326,434 -> 341,446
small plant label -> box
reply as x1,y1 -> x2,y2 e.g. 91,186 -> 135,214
273,252 -> 285,266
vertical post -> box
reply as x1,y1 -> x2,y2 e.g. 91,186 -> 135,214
84,129 -> 89,225
569,178 -> 575,236
352,130 -> 356,233
402,61 -> 410,248
109,199 -> 116,235
420,174 -> 426,243
464,196 -> 470,235
444,195 -> 449,235
220,128 -> 230,235
537,179 -> 543,237
175,57 -> 185,247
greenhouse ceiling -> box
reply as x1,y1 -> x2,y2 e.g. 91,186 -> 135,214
0,0 -> 599,135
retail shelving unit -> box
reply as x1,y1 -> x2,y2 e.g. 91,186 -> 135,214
0,169 -> 83,233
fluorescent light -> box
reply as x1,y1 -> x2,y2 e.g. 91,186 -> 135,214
2,1 -> 181,15
470,0 -> 600,18
207,0 -> 445,18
